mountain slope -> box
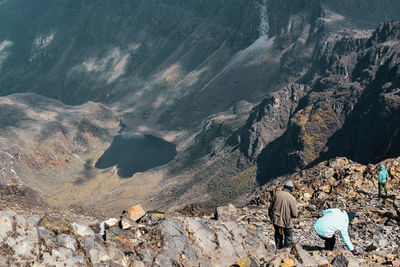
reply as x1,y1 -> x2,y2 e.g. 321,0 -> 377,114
234,22 -> 400,183
1,1 -> 400,211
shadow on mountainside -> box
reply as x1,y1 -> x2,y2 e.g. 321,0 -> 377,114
74,159 -> 96,185
0,103 -> 29,128
255,124 -> 303,185
313,61 -> 400,166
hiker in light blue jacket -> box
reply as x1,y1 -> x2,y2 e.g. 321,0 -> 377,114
378,164 -> 389,197
314,208 -> 359,255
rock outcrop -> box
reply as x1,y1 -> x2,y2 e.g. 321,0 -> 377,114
233,21 -> 400,183
235,83 -> 311,160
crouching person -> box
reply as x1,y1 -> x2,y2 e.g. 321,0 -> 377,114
314,208 -> 359,255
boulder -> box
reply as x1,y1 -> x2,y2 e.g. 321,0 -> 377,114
39,216 -> 71,234
290,243 -> 317,266
121,216 -> 137,230
150,213 -> 165,222
0,210 -> 17,241
267,252 -> 297,267
104,217 -> 119,228
105,229 -> 136,253
125,205 -> 146,222
71,222 -> 95,238
56,234 -> 78,252
231,256 -> 260,267
216,204 -> 238,221
50,247 -> 85,266
331,254 -> 349,267
364,242 -> 378,252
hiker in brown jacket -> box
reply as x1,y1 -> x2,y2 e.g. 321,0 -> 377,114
268,180 -> 298,249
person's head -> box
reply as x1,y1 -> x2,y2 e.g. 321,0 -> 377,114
283,180 -> 294,192
380,164 -> 386,171
347,210 -> 356,223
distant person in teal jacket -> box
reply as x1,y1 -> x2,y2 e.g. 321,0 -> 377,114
378,164 -> 389,197
314,208 -> 359,255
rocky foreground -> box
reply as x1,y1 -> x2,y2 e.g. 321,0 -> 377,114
1,156 -> 400,266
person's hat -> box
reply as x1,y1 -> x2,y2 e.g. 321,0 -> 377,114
284,180 -> 294,188
347,210 -> 356,223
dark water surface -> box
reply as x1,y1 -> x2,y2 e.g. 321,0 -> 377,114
95,134 -> 177,178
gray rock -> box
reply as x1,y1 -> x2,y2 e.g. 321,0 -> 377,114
133,260 -> 146,267
71,221 -> 95,238
185,218 -> 217,255
39,252 -> 56,266
6,233 -> 39,262
216,204 -> 238,221
323,168 -> 335,179
379,238 -> 388,247
38,226 -> 56,239
183,245 -> 199,264
154,253 -> 174,267
331,254 -> 349,267
88,244 -> 111,264
290,243 -> 317,266
57,234 -> 77,252
348,257 -> 362,267
104,217 -> 120,228
161,217 -> 185,236
51,247 -> 85,266
137,249 -> 156,266
216,230 -> 236,257
107,246 -> 129,266
107,227 -> 125,236
0,210 -> 16,242
121,216 -> 137,230
165,234 -> 187,252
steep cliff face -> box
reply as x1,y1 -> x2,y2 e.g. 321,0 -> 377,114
237,22 -> 400,183
319,22 -> 400,163
235,84 -> 311,160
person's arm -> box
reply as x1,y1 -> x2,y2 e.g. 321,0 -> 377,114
290,198 -> 298,218
268,194 -> 275,218
339,226 -> 354,251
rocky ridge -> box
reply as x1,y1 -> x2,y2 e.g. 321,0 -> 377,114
1,156 -> 399,266
233,21 -> 400,183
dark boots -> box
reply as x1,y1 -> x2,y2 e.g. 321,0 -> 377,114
274,225 -> 293,249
